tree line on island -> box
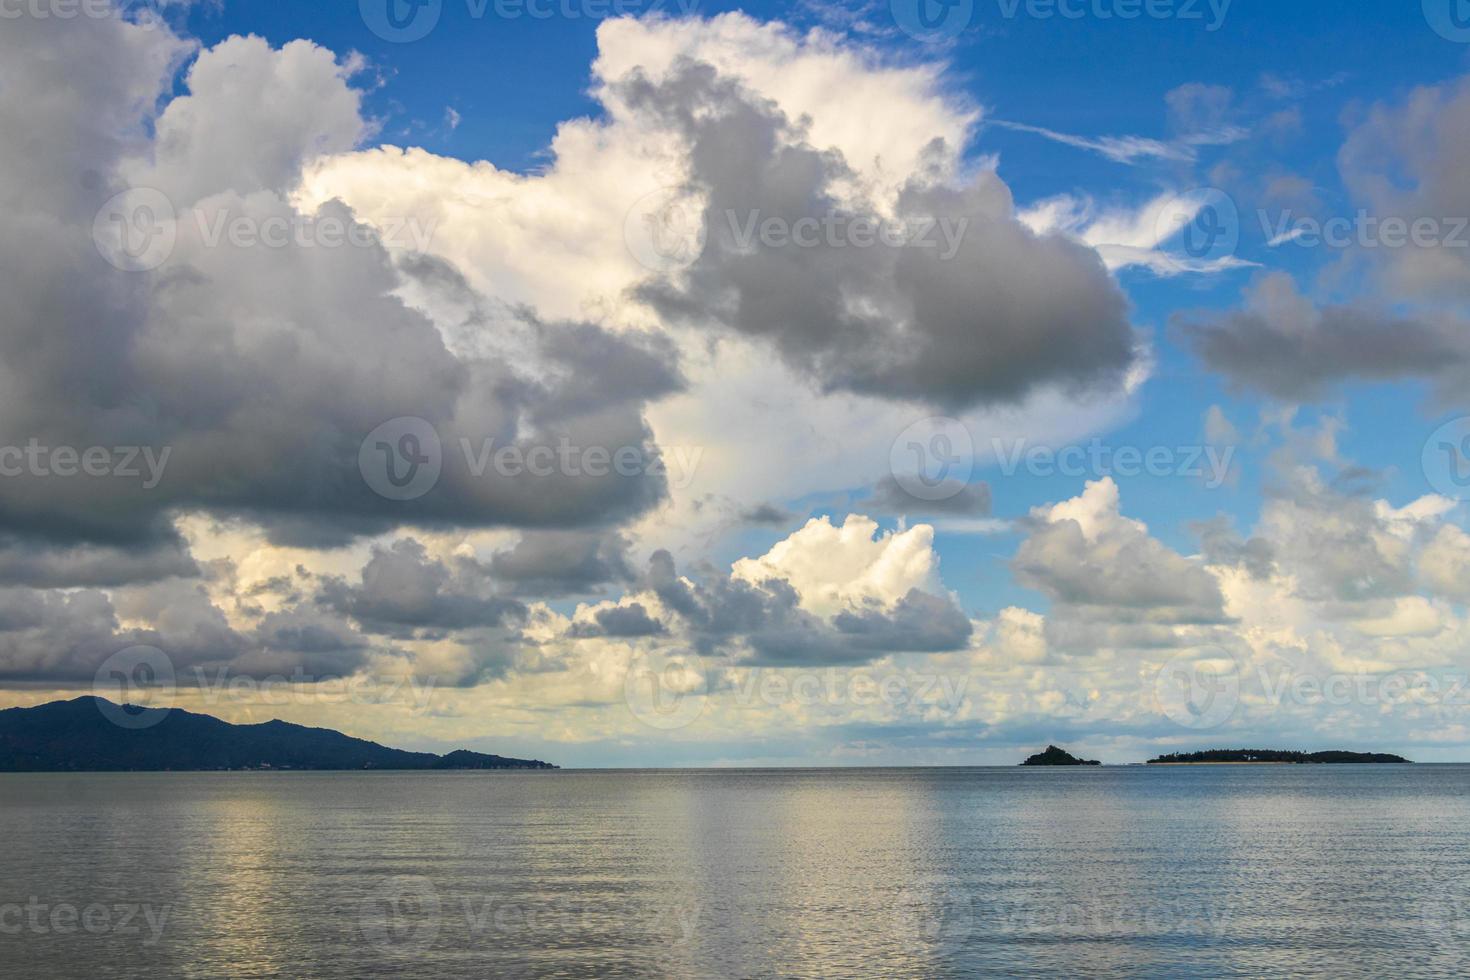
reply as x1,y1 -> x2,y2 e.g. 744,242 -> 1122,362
1020,745 -> 1412,766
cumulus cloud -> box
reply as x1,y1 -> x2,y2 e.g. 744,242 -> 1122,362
1013,478 -> 1229,630
630,515 -> 972,665
625,58 -> 1136,410
0,15 -> 682,568
298,13 -> 1147,558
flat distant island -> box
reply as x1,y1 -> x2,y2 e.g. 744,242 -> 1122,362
1147,749 -> 1411,765
0,697 -> 558,772
1021,745 -> 1101,766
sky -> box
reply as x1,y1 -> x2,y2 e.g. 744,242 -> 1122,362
4,0 -> 1470,765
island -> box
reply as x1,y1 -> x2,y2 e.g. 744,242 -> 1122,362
1021,745 -> 1101,766
0,696 -> 559,771
1147,749 -> 1411,765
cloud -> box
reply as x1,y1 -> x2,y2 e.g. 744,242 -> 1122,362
1020,190 -> 1258,276
627,59 -> 1136,410
0,18 -> 683,562
867,475 -> 992,516
1174,274 -> 1470,400
1338,73 -> 1470,301
318,538 -> 525,639
1255,463 -> 1452,603
1013,478 -> 1228,627
487,530 -> 635,598
989,119 -> 1247,166
567,601 -> 667,638
631,514 -> 972,665
731,515 -> 939,616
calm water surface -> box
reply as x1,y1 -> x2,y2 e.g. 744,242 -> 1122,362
2,766 -> 1469,978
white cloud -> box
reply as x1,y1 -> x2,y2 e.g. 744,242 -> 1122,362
731,514 -> 939,616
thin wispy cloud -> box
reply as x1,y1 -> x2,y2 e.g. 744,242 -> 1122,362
989,119 -> 1248,165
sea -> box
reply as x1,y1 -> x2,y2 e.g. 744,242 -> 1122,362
1,766 -> 1467,978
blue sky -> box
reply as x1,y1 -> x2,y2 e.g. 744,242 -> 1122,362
6,0 -> 1470,764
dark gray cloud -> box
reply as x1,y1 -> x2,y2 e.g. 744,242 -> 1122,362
0,534 -> 197,588
1338,73 -> 1470,302
867,475 -> 991,516
567,602 -> 667,639
489,530 -> 635,598
739,503 -> 795,526
621,59 -> 1136,411
1175,278 -> 1469,400
319,538 -> 526,639
0,577 -> 379,687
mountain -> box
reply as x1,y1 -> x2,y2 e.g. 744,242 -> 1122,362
1146,749 -> 1410,765
1020,745 -> 1101,766
0,697 -> 558,771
